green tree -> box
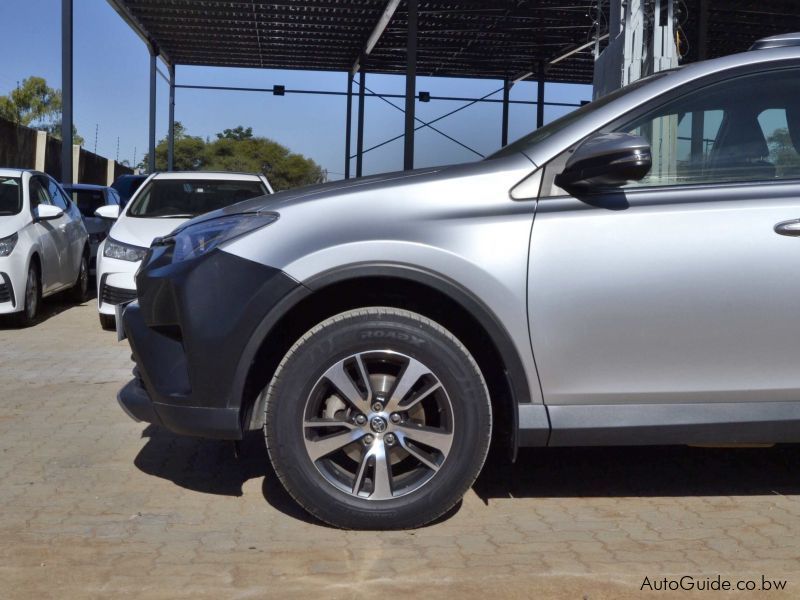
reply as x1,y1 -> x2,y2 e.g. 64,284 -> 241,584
216,126 -> 253,141
0,76 -> 83,145
767,128 -> 800,178
142,124 -> 325,190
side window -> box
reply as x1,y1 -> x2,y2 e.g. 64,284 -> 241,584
29,177 -> 51,210
758,108 -> 800,178
47,178 -> 69,210
619,68 -> 800,187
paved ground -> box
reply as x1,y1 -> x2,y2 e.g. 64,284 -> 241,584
1,294 -> 800,598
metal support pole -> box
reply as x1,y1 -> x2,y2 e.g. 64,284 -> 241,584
403,0 -> 418,170
356,69 -> 366,177
61,0 -> 73,184
148,45 -> 157,173
167,64 -> 175,171
697,0 -> 709,61
536,62 -> 546,129
345,73 -> 353,179
501,80 -> 511,147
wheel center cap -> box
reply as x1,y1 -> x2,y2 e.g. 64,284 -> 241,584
369,416 -> 388,433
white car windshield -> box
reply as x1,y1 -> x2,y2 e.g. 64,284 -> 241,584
127,178 -> 268,218
0,177 -> 22,216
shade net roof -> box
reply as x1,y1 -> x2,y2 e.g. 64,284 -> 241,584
109,0 -> 800,83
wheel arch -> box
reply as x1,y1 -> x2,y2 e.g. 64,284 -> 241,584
236,263 -> 537,459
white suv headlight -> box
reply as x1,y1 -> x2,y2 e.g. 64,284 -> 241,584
169,212 -> 278,264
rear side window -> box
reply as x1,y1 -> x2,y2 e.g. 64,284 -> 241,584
0,177 -> 22,215
127,179 -> 268,218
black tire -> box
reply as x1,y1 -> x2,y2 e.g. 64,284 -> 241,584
99,313 -> 116,331
264,307 -> 492,530
69,252 -> 89,303
14,262 -> 41,327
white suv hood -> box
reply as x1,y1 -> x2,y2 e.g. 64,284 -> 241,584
109,215 -> 190,248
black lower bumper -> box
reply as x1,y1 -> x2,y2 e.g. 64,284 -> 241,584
118,243 -> 300,439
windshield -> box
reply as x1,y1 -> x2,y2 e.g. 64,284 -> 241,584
0,177 -> 22,216
488,72 -> 671,160
68,189 -> 106,218
112,176 -> 146,205
127,178 -> 268,218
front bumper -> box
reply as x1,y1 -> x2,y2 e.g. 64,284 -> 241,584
96,251 -> 140,315
117,243 -> 300,439
0,253 -> 28,315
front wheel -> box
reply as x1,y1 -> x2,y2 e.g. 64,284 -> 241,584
70,253 -> 89,303
264,307 -> 492,529
14,263 -> 40,327
99,313 -> 116,331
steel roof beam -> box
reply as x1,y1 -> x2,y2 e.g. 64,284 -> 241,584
352,0 -> 401,75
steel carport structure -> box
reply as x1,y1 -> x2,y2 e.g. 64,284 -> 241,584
58,0 -> 800,185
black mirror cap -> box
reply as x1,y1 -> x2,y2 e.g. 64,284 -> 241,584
555,132 -> 652,193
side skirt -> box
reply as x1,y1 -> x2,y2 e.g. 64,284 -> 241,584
518,401 -> 800,447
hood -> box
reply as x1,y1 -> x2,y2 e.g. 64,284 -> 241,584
176,157 -> 533,233
109,215 -> 190,248
0,214 -> 26,239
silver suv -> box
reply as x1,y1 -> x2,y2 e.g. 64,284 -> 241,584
119,35 -> 800,529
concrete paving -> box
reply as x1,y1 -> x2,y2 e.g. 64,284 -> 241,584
1,295 -> 799,598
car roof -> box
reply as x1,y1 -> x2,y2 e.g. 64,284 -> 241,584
63,183 -> 109,191
0,168 -> 31,177
150,171 -> 263,181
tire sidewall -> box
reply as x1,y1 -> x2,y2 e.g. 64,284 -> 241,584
266,309 -> 491,529
24,264 -> 40,323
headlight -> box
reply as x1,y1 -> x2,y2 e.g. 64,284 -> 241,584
103,237 -> 148,262
170,212 -> 278,263
0,233 -> 17,257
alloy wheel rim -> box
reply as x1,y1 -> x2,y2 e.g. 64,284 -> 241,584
302,350 -> 454,501
79,258 -> 88,296
26,269 -> 37,318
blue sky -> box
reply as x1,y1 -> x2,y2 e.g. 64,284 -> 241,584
0,0 -> 591,179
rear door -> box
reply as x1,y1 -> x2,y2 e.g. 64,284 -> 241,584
529,65 -> 800,410
45,177 -> 80,287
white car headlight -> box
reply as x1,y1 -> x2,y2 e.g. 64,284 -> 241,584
170,212 -> 278,264
0,233 -> 17,257
103,237 -> 148,262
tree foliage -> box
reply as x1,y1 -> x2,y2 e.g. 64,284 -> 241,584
767,128 -> 800,178
143,123 -> 325,190
0,76 -> 84,145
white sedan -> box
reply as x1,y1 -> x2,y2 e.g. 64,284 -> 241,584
0,169 -> 89,325
95,171 -> 272,329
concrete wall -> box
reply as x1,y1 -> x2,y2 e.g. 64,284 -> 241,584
0,116 -> 132,184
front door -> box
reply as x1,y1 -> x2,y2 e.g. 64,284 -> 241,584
529,66 -> 800,410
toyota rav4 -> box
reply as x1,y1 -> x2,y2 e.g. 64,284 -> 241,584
119,35 -> 800,529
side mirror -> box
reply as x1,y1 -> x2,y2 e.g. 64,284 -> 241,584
95,205 -> 120,220
35,204 -> 64,221
555,132 -> 652,193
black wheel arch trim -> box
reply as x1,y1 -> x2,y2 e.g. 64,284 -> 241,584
234,261 -> 545,456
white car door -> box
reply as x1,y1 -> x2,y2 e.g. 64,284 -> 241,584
46,177 -> 83,286
28,176 -> 63,293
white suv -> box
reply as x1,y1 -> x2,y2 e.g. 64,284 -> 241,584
95,171 -> 272,329
0,169 -> 89,325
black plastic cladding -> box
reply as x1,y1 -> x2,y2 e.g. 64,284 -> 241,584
124,244 -> 299,437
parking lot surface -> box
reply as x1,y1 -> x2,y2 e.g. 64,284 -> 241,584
1,297 -> 800,598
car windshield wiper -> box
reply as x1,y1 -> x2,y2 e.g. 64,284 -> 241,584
152,214 -> 196,219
